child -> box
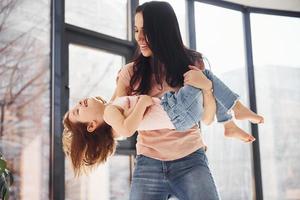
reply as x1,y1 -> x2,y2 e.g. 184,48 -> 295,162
62,66 -> 263,175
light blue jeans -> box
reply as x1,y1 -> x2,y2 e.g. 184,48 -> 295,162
161,69 -> 239,131
129,148 -> 220,200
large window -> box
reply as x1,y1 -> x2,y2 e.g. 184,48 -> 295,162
65,44 -> 130,200
251,13 -> 300,200
195,3 -> 254,199
49,1 -> 300,199
0,0 -> 50,199
65,0 -> 129,40
68,44 -> 123,104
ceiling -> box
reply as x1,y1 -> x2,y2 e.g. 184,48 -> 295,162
223,0 -> 300,12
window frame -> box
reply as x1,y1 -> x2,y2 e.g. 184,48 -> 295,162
51,0 -> 300,199
190,1 -> 300,199
51,0 -> 138,199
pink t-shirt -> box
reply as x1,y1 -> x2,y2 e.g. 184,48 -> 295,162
111,96 -> 175,130
117,62 -> 206,161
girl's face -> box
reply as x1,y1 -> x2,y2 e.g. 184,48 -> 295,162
134,12 -> 152,57
68,97 -> 105,131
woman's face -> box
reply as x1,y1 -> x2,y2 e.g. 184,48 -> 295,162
134,12 -> 152,57
68,97 -> 105,128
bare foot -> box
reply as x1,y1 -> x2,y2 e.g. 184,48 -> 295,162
233,101 -> 264,124
224,121 -> 255,143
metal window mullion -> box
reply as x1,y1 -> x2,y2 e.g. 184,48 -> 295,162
249,7 -> 300,18
51,0 -> 66,199
130,0 -> 138,43
187,0 -> 196,50
194,0 -> 244,12
243,9 -> 263,200
65,24 -> 134,60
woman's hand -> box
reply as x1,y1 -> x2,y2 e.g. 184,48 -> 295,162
183,65 -> 212,91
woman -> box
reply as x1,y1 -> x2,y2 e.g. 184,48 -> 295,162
114,2 -> 220,199
63,1 -> 262,199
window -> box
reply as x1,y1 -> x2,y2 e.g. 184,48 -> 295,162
195,3 -> 254,199
66,0 -> 129,40
251,13 -> 300,200
109,155 -> 132,200
0,0 -> 50,199
68,44 -> 123,104
65,44 -> 128,200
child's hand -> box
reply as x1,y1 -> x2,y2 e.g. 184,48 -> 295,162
123,98 -> 135,117
138,95 -> 154,108
184,65 -> 212,91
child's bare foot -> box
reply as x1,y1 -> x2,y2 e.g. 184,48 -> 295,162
233,101 -> 264,124
224,121 -> 255,143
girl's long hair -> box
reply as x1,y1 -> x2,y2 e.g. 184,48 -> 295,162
62,112 -> 116,176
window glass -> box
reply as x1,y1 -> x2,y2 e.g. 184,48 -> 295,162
251,13 -> 300,200
0,0 -> 51,199
66,0 -> 129,40
66,44 -> 130,200
195,3 -> 254,199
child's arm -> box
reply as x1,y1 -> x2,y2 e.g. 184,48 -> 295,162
184,65 -> 216,125
103,95 -> 154,137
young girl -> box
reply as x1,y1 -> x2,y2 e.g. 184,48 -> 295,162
62,64 -> 263,176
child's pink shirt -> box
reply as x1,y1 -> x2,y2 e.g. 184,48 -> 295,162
111,96 -> 176,130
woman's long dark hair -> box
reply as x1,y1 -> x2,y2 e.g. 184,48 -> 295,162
130,1 -> 197,95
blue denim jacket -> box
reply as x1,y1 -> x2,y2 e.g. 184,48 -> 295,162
160,85 -> 203,131
160,69 -> 239,131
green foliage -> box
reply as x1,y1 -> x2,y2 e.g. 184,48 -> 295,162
0,155 -> 13,200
